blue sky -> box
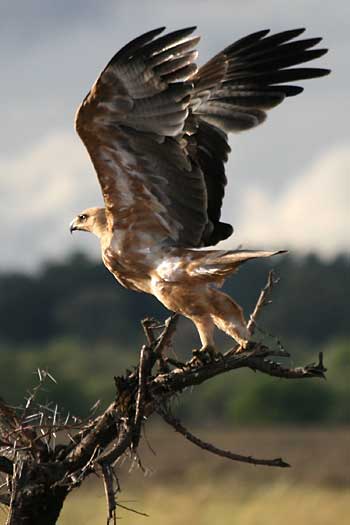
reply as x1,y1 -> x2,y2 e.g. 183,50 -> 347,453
0,0 -> 349,269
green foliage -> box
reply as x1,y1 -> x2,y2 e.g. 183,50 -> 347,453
175,337 -> 349,425
226,253 -> 350,344
0,338 -> 134,416
0,336 -> 348,424
324,338 -> 350,422
227,378 -> 334,424
0,252 -> 349,346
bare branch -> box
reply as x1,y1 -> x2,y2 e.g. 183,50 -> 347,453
133,345 -> 152,448
141,318 -> 156,346
248,351 -> 327,379
101,463 -> 117,525
247,270 -> 278,335
96,421 -> 132,466
116,502 -> 149,517
159,410 -> 290,468
150,347 -> 326,400
154,314 -> 179,357
225,270 -> 278,357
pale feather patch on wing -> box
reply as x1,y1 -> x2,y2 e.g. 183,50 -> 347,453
96,142 -> 192,255
156,257 -> 185,281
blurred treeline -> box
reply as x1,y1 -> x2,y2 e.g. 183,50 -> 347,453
0,252 -> 348,424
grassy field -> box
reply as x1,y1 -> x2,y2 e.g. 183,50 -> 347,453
60,482 -> 350,525
1,426 -> 349,524
58,426 -> 350,524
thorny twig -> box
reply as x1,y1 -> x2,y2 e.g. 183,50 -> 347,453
115,501 -> 149,517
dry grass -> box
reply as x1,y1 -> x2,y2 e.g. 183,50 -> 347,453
59,426 -> 350,524
59,482 -> 350,525
131,424 -> 350,487
1,427 -> 349,524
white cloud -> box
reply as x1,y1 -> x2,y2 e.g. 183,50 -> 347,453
1,133 -> 348,272
225,144 -> 350,258
0,131 -> 102,270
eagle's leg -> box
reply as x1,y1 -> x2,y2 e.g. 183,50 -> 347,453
209,289 -> 251,352
191,315 -> 219,361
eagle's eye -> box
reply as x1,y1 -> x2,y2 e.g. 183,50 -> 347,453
78,214 -> 88,222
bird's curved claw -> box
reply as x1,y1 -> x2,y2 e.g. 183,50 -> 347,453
235,340 -> 258,354
190,345 -> 223,365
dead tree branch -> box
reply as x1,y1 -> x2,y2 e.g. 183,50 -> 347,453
153,314 -> 179,357
101,463 -> 117,525
133,345 -> 152,448
247,270 -> 278,334
159,409 -> 290,468
0,271 -> 328,524
149,347 -> 326,401
225,270 -> 278,357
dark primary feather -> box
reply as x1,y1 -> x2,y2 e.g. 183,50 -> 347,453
192,27 -> 329,132
188,27 -> 330,245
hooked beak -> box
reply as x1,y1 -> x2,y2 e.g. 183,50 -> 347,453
69,219 -> 78,234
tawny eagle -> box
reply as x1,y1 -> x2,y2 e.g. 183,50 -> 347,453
70,26 -> 329,356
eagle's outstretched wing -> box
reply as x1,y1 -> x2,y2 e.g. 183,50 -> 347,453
188,27 -> 329,245
76,27 -> 329,252
76,27 -> 209,251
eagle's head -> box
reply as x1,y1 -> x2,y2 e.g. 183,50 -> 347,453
69,207 -> 107,238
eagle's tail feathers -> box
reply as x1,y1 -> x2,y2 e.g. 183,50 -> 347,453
188,249 -> 287,279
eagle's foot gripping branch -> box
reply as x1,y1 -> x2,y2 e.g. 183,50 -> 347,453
191,345 -> 223,365
235,340 -> 259,354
